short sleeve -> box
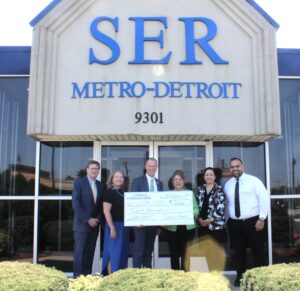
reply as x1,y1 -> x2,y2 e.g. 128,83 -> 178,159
102,189 -> 115,204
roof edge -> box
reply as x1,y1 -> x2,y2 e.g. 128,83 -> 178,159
30,0 -> 62,27
246,0 -> 280,29
30,0 -> 280,29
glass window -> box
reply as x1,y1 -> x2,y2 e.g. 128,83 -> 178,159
272,198 -> 300,263
0,200 -> 34,262
40,142 -> 93,195
269,80 -> 300,195
213,142 -> 266,186
158,146 -> 205,192
101,146 -> 149,191
0,77 -> 36,196
38,200 -> 73,272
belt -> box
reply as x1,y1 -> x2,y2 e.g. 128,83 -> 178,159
229,215 -> 259,222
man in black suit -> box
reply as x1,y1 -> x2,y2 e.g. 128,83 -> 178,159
72,160 -> 103,278
131,158 -> 163,268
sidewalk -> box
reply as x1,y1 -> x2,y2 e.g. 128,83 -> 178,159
225,274 -> 241,291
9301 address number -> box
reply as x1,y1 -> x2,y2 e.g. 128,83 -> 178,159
135,112 -> 164,124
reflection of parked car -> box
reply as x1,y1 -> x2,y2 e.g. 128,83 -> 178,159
293,233 -> 300,240
294,237 -> 300,257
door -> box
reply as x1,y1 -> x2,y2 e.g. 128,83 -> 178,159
96,142 -> 207,270
153,142 -> 207,268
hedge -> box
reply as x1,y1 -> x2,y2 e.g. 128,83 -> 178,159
69,268 -> 230,291
241,263 -> 300,291
0,261 -> 68,291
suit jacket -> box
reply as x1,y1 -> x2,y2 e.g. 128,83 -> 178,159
72,176 -> 103,232
131,175 -> 163,192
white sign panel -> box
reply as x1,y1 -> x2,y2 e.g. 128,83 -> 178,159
124,190 -> 194,226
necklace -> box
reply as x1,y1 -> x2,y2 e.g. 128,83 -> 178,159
113,188 -> 124,197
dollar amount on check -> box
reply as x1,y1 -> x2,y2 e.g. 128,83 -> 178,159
124,191 -> 194,226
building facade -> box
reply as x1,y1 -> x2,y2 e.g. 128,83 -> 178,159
0,0 -> 300,275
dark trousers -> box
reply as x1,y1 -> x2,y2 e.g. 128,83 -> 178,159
73,229 -> 99,278
227,216 -> 266,279
166,226 -> 195,271
133,226 -> 157,268
198,226 -> 227,245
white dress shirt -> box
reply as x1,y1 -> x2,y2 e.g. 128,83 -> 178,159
224,173 -> 269,220
146,174 -> 158,192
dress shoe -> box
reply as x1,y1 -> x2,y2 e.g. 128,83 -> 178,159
233,278 -> 241,287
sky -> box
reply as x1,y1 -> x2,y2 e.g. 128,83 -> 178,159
0,0 -> 299,48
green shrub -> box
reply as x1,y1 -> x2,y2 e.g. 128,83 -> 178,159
0,232 -> 11,256
69,275 -> 104,291
69,269 -> 230,291
242,263 -> 300,291
0,261 -> 69,291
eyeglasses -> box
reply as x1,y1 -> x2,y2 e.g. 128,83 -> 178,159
88,167 -> 100,170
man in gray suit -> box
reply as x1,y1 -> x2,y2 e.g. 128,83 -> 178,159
131,158 -> 163,268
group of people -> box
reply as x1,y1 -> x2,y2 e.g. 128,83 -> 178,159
72,157 -> 269,287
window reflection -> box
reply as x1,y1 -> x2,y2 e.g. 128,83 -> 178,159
270,80 -> 300,195
0,201 -> 33,262
272,199 -> 300,263
213,142 -> 266,186
0,77 -> 36,196
159,146 -> 205,192
38,200 -> 73,272
40,142 -> 93,195
101,146 -> 149,191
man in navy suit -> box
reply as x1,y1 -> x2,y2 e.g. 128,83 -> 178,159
131,158 -> 163,268
72,160 -> 103,278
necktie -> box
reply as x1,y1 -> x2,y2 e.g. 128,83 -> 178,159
150,178 -> 155,192
91,181 -> 97,203
235,178 -> 240,218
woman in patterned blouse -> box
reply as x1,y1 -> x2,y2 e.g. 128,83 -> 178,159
197,167 -> 226,244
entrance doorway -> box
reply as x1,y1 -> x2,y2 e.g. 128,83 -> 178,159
98,142 -> 207,268
94,141 -> 269,272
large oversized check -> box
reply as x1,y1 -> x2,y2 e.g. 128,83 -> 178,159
124,191 -> 194,226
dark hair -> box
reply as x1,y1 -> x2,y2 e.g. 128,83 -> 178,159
198,167 -> 223,186
229,157 -> 243,164
145,158 -> 158,166
107,170 -> 125,188
86,160 -> 100,169
171,170 -> 185,182
203,167 -> 216,176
